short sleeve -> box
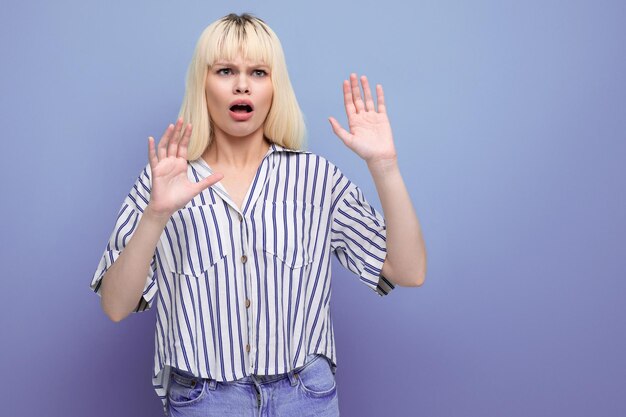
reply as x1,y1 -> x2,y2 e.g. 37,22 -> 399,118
330,165 -> 395,297
89,163 -> 159,313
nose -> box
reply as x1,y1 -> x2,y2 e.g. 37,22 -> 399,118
234,75 -> 250,94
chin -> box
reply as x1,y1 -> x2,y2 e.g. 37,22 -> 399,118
228,124 -> 264,138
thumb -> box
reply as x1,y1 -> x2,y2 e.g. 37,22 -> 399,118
328,117 -> 352,145
195,172 -> 224,194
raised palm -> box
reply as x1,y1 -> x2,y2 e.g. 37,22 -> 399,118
147,118 -> 223,217
329,73 -> 397,164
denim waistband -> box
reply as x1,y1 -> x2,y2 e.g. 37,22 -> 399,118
171,353 -> 323,386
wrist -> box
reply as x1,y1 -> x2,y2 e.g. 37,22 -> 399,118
144,204 -> 173,225
366,155 -> 399,174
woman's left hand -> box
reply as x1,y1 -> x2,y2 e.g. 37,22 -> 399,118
329,73 -> 397,165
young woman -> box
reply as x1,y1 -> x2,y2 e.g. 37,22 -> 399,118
90,13 -> 426,417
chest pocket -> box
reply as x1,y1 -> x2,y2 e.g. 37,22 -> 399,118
252,200 -> 320,270
161,203 -> 232,276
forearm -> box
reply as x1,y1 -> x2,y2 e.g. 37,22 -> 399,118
367,157 -> 427,286
100,206 -> 169,322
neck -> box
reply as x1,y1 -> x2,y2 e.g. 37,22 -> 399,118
202,128 -> 272,171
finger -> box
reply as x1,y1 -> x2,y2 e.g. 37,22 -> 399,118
350,73 -> 365,113
376,84 -> 387,114
343,79 -> 356,117
157,123 -> 174,161
177,123 -> 192,160
328,116 -> 352,145
148,137 -> 158,170
361,75 -> 375,112
195,172 -> 224,194
168,117 -> 184,157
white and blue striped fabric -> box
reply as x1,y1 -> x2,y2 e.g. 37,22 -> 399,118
90,143 -> 394,415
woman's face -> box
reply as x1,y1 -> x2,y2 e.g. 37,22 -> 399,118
205,53 -> 273,141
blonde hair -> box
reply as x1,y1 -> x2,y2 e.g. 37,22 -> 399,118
178,13 -> 307,161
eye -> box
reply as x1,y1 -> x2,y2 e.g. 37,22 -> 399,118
252,69 -> 268,77
216,68 -> 232,75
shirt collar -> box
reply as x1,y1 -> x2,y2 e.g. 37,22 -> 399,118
189,142 -> 308,174
270,142 -> 309,154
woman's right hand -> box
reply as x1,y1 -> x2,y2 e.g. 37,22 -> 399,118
145,118 -> 223,220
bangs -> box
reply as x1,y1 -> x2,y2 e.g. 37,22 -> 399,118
205,18 -> 274,68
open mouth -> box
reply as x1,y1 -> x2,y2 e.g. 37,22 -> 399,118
230,104 -> 253,113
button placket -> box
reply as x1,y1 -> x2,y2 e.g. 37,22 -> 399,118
239,211 -> 256,372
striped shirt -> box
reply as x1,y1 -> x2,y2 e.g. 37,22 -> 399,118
90,143 -> 395,415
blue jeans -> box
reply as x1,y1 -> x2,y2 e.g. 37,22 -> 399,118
167,354 -> 339,416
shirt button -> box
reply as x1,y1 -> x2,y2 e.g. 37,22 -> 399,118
241,255 -> 247,263
246,344 -> 250,352
245,299 -> 250,308
238,213 -> 243,222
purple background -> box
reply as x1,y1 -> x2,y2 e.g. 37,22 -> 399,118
1,0 -> 625,416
